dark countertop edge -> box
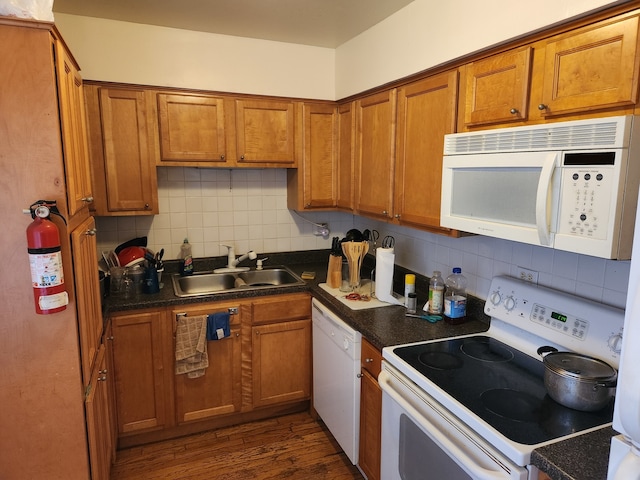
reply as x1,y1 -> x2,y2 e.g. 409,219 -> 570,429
530,426 -> 615,480
101,249 -> 613,480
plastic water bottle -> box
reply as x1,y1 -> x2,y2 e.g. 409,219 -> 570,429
428,271 -> 444,314
444,267 -> 467,323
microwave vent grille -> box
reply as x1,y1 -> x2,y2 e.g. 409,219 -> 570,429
445,117 -> 628,155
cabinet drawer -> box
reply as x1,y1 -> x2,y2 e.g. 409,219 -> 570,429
252,293 -> 311,324
361,339 -> 382,378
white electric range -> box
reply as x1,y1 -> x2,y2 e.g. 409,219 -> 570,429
380,275 -> 624,480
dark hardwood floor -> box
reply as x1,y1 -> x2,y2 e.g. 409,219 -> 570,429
110,412 -> 365,479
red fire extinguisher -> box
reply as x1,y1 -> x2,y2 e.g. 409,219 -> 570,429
26,201 -> 69,315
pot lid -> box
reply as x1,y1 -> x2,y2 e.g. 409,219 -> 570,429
544,352 -> 617,381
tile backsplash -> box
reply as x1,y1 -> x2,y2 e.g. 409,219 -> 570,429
95,166 -> 630,308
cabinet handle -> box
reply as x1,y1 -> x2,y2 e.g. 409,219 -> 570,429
85,229 -> 97,236
81,196 -> 94,203
538,104 -> 548,111
365,358 -> 373,363
509,108 -> 519,115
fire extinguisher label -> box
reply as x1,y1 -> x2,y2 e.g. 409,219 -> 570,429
29,251 -> 65,287
38,291 -> 69,310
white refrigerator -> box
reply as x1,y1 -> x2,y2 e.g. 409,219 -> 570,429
608,192 -> 640,479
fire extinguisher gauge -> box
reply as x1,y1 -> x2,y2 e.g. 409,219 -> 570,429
34,205 -> 50,219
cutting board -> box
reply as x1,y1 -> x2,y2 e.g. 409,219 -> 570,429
318,282 -> 402,310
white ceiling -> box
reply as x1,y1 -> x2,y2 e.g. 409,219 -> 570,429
52,0 -> 414,48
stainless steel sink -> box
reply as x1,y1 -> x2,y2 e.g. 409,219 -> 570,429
171,267 -> 306,297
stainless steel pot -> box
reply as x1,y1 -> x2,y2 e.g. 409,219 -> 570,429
537,346 -> 617,412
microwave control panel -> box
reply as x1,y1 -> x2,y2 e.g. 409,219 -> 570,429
556,151 -> 619,240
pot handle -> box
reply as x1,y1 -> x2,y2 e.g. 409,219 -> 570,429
537,345 -> 558,357
597,378 -> 618,389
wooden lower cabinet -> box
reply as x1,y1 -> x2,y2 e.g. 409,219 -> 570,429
85,344 -> 112,480
171,302 -> 245,424
252,319 -> 312,407
358,339 -> 383,480
109,293 -> 312,446
111,308 -> 174,436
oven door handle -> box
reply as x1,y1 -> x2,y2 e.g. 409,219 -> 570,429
379,369 -> 520,480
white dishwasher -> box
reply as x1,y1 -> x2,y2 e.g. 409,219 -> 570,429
312,298 -> 362,465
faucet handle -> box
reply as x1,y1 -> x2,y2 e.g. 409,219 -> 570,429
256,257 -> 268,270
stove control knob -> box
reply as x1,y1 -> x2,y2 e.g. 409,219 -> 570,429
489,291 -> 502,306
503,296 -> 516,311
608,333 -> 623,354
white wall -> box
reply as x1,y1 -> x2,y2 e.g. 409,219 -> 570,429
335,0 -> 621,97
54,13 -> 336,100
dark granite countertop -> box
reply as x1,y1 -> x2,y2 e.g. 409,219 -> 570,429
102,249 -> 614,480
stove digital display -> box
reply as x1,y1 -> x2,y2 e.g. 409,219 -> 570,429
551,311 -> 568,323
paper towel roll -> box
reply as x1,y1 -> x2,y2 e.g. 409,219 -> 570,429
375,248 -> 402,305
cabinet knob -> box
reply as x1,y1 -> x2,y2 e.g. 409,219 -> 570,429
538,104 -> 548,111
509,108 -> 519,115
99,369 -> 108,374
240,155 -> 245,161
85,229 -> 97,236
365,358 -> 373,363
357,373 -> 363,378
144,203 -> 150,209
98,376 -> 107,382
394,214 -> 401,219
382,210 -> 388,216
81,196 -> 94,203
220,154 -> 225,161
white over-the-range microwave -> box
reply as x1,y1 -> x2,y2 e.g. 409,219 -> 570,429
440,115 -> 640,260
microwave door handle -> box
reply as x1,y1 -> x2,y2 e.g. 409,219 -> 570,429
535,153 -> 557,246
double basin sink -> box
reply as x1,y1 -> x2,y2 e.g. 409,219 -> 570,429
171,266 -> 306,297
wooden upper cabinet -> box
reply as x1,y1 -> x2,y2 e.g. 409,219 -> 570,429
463,46 -> 532,127
54,39 -> 93,218
84,85 -> 159,216
536,13 -> 640,117
337,102 -> 356,211
287,103 -> 337,210
235,98 -> 298,166
355,90 -> 397,220
157,93 -> 228,165
395,71 -> 458,231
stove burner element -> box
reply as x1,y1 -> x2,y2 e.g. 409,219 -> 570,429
461,339 -> 514,363
418,352 -> 463,370
481,389 -> 541,423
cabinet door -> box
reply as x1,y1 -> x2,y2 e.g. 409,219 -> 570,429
355,90 -> 397,219
538,14 -> 640,116
157,93 -> 227,165
111,309 -> 172,435
337,101 -> 356,211
464,46 -> 532,126
252,319 -> 311,407
85,86 -> 158,215
172,303 -> 243,424
358,339 -> 382,480
85,345 -> 112,480
71,216 -> 102,386
395,71 -> 458,230
235,99 -> 297,165
55,40 -> 93,217
303,103 -> 337,208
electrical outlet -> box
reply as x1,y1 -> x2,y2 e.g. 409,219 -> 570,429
516,266 -> 539,284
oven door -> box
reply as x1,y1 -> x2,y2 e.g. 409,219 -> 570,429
379,363 -> 530,480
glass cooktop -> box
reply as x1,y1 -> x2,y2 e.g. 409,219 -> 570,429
392,335 -> 613,445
